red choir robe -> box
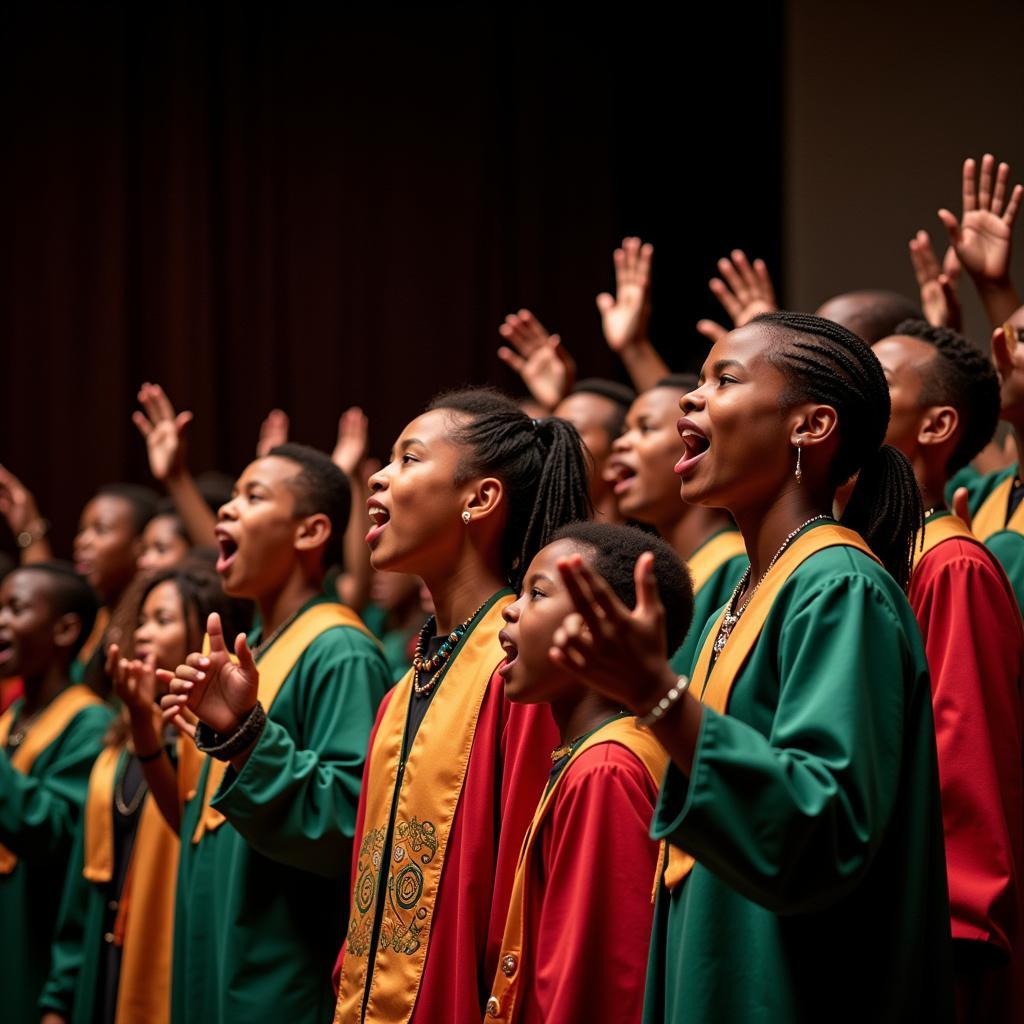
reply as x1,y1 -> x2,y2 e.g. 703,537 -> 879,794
334,672 -> 558,1022
513,741 -> 661,1023
909,524 -> 1024,1018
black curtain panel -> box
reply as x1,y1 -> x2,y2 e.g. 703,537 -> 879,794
0,4 -> 782,556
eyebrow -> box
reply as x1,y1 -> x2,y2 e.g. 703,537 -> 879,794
398,437 -> 425,451
527,572 -> 554,587
712,358 -> 744,375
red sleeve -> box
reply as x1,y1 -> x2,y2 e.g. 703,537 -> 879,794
332,687 -> 395,990
520,743 -> 660,1024
910,541 -> 1024,953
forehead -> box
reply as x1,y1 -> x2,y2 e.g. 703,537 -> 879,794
526,537 -> 592,580
142,579 -> 183,612
238,455 -> 301,489
630,387 -> 686,419
872,335 -> 936,375
145,514 -> 181,537
83,494 -> 134,522
397,409 -> 464,446
702,324 -> 783,376
1,568 -> 55,603
554,392 -> 617,430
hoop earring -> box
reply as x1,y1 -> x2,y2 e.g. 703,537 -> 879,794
461,510 -> 471,524
794,442 -> 803,484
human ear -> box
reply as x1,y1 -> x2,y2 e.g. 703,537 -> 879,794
917,406 -> 959,449
294,512 -> 332,554
789,403 -> 839,449
53,612 -> 82,653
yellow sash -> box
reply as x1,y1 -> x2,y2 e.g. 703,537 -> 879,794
972,473 -> 1024,541
191,603 -> 375,844
485,717 -> 667,1023
687,529 -> 747,595
76,607 -> 111,669
664,525 -> 877,890
912,514 -> 977,571
0,684 -> 103,874
336,595 -> 513,1024
81,743 -> 179,1024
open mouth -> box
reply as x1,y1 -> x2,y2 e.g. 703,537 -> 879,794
0,635 -> 14,668
675,418 -> 711,475
604,459 -> 638,496
366,501 -> 391,547
497,629 -> 519,677
215,529 -> 239,575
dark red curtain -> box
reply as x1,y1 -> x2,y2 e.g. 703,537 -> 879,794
0,4 -> 782,555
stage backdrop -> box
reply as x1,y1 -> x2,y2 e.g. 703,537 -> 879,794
0,5 -> 783,555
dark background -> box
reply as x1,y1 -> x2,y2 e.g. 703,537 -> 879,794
2,4 -> 786,555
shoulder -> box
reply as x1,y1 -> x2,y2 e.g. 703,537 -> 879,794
298,619 -> 388,670
558,742 -> 659,802
69,700 -> 115,730
918,536 -> 1003,578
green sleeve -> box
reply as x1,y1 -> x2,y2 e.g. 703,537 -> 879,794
211,639 -> 390,878
655,575 -> 915,914
38,815 -> 90,1016
0,704 -> 111,860
944,463 -> 1014,515
985,529 -> 1024,614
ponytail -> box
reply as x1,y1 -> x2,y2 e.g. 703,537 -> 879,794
840,444 -> 923,590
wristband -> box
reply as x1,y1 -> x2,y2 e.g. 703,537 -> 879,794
636,675 -> 692,727
135,746 -> 166,764
194,702 -> 266,761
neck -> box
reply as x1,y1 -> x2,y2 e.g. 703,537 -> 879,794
658,504 -> 732,562
592,491 -> 624,524
913,456 -> 947,515
549,689 -> 624,746
258,568 -> 321,638
422,550 -> 506,635
732,482 -> 831,587
20,665 -> 69,717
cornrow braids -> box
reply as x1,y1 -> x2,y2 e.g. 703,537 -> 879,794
752,311 -> 923,589
891,318 -> 1000,473
428,387 -> 593,588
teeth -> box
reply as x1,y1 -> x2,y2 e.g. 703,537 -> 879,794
368,508 -> 388,524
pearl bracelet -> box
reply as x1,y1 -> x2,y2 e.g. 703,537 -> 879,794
636,675 -> 692,727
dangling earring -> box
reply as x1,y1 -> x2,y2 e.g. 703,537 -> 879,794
461,510 -> 471,525
794,441 -> 803,484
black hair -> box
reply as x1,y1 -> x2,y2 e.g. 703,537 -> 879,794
428,387 -> 593,588
152,498 -> 189,542
654,373 -> 700,393
16,561 -> 100,659
134,563 -> 253,656
265,443 -> 351,571
549,521 -> 694,654
890,318 -> 1000,473
817,290 -> 923,345
94,483 -> 160,536
568,378 -> 637,438
753,311 -> 923,589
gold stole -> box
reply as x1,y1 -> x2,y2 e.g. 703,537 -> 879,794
76,607 -> 110,670
972,473 -> 1024,541
191,603 -> 375,844
486,717 -> 667,1024
82,744 -> 179,1024
912,514 -> 976,571
335,595 -> 513,1024
687,529 -> 747,595
664,525 -> 878,890
0,684 -> 103,874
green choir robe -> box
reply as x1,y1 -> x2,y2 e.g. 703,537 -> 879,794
0,697 -> 113,1024
645,543 -> 953,1022
670,531 -> 748,677
172,597 -> 390,1024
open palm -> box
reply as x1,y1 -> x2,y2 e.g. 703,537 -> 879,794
596,237 -> 653,352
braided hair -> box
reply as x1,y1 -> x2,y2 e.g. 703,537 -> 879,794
890,318 -> 1000,473
753,312 -> 923,589
428,387 -> 592,588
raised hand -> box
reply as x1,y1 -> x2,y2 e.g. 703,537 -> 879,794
596,237 -> 654,352
939,155 -> 1022,287
696,249 -> 778,343
159,612 -> 258,736
132,383 -> 194,482
108,644 -> 159,714
908,229 -> 962,330
497,309 -> 576,411
332,407 -> 369,478
0,463 -> 44,537
257,409 -> 290,458
549,551 -> 675,713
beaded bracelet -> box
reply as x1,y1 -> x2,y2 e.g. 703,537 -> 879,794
636,675 -> 692,728
194,702 -> 267,761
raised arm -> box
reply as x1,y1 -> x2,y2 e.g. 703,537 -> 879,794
133,383 -> 216,547
938,154 -> 1023,328
496,309 -> 576,412
0,463 -> 53,564
908,229 -> 962,330
332,408 -> 374,613
597,237 -> 668,391
256,408 -> 290,458
696,249 -> 778,343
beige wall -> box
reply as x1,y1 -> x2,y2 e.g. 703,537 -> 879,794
785,0 -> 1024,346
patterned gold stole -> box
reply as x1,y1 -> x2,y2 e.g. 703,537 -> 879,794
335,594 -> 512,1024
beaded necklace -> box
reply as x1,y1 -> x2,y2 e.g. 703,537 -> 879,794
412,600 -> 488,697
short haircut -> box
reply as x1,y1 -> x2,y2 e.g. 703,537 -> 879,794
549,520 -> 693,654
153,498 -> 189,542
16,562 -> 100,659
817,290 -> 923,344
891,318 -> 1000,472
94,483 -> 160,536
266,443 -> 351,570
571,378 -> 637,437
